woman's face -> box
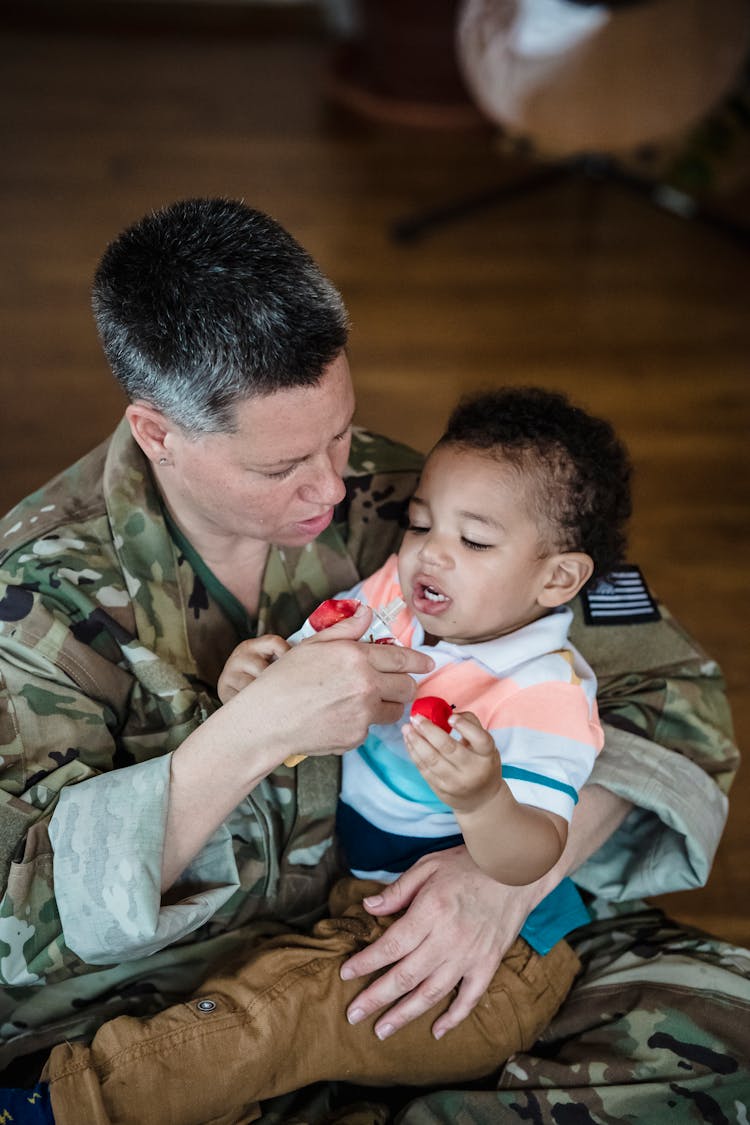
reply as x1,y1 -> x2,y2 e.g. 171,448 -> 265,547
162,352 -> 356,547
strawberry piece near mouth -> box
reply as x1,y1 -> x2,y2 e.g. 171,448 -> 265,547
308,598 -> 360,632
410,695 -> 454,732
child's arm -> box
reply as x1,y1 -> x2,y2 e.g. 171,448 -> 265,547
403,711 -> 568,886
217,635 -> 291,703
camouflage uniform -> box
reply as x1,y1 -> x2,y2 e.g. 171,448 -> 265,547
1,420 -> 748,1121
0,420 -> 421,1068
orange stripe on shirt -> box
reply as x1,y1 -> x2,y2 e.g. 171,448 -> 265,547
487,681 -> 603,750
416,664 -> 602,751
414,662 -> 523,723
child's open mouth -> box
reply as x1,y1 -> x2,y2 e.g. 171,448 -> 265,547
413,580 -> 451,616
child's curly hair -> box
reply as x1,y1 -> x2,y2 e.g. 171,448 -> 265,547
437,386 -> 632,586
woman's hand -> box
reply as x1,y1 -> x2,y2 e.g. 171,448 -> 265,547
163,604 -> 435,890
340,846 -> 536,1040
225,604 -> 434,764
338,785 -> 633,1039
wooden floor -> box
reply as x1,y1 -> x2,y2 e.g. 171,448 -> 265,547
1,13 -> 748,943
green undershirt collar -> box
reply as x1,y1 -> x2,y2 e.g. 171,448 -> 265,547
162,506 -> 254,638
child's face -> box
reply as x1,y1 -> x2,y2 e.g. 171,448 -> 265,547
397,445 -> 557,645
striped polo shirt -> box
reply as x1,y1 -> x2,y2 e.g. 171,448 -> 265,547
326,555 -> 603,882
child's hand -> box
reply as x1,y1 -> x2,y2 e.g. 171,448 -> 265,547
217,635 -> 290,703
403,710 -> 502,815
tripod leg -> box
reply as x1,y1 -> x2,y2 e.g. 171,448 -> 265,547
390,162 -> 571,243
595,162 -> 750,250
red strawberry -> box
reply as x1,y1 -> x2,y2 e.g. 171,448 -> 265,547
410,696 -> 454,732
309,598 -> 360,632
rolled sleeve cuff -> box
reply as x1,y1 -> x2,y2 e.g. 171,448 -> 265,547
574,723 -> 728,900
49,755 -> 240,964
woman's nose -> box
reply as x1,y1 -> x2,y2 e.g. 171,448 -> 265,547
297,455 -> 346,507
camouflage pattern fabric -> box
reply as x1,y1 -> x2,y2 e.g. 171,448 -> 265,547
0,420 -> 421,1070
568,599 -> 737,905
0,418 -> 747,1121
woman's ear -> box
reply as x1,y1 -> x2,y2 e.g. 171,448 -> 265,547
538,553 -> 595,608
125,402 -> 174,465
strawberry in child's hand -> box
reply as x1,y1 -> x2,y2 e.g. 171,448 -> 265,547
308,598 -> 360,632
410,696 -> 454,732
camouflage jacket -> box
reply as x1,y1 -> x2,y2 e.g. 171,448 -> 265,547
0,420 -> 421,1064
0,419 -> 739,1068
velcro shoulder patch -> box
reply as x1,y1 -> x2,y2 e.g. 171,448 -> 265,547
582,564 -> 661,626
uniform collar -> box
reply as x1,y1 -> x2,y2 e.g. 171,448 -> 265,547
102,417 -> 200,673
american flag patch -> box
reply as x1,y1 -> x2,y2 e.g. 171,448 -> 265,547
582,565 -> 661,626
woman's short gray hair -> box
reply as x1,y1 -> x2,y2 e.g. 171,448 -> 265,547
92,198 -> 349,434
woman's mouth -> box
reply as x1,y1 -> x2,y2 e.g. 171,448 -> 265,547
294,508 -> 335,536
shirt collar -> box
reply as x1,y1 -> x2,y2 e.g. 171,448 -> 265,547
413,606 -> 573,676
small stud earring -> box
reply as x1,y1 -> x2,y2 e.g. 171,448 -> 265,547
159,457 -> 168,466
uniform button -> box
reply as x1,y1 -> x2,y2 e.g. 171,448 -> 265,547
196,999 -> 217,1012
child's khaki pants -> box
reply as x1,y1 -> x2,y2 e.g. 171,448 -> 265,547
44,878 -> 580,1125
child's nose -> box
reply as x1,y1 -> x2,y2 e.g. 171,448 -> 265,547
418,533 -> 452,568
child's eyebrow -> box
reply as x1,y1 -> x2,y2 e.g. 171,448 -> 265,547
458,510 -> 504,530
411,495 -> 504,531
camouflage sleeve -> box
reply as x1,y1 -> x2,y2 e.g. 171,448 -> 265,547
0,634 -> 118,986
0,636 -> 238,980
575,725 -> 730,899
48,757 -> 241,964
569,601 -> 738,900
0,652 -> 237,985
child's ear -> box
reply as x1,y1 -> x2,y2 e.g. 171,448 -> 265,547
538,553 -> 594,608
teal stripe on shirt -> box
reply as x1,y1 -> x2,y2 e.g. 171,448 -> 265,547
503,765 -> 579,804
359,737 -> 449,810
360,738 -> 579,809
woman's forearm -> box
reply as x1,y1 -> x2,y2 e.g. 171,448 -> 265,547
162,629 -> 436,891
161,697 -> 286,891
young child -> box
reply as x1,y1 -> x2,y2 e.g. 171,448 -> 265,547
36,386 -> 632,1125
222,383 -> 629,896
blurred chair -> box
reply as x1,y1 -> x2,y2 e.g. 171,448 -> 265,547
391,0 -> 750,244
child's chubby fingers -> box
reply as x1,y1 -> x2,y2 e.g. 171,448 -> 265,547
232,635 -> 290,674
245,635 -> 291,663
403,713 -> 456,767
449,711 -> 496,757
217,636 -> 290,702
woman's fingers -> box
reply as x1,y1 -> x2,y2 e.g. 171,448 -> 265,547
341,848 -> 533,1035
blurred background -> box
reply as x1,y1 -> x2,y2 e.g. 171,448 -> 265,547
1,0 -> 748,942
